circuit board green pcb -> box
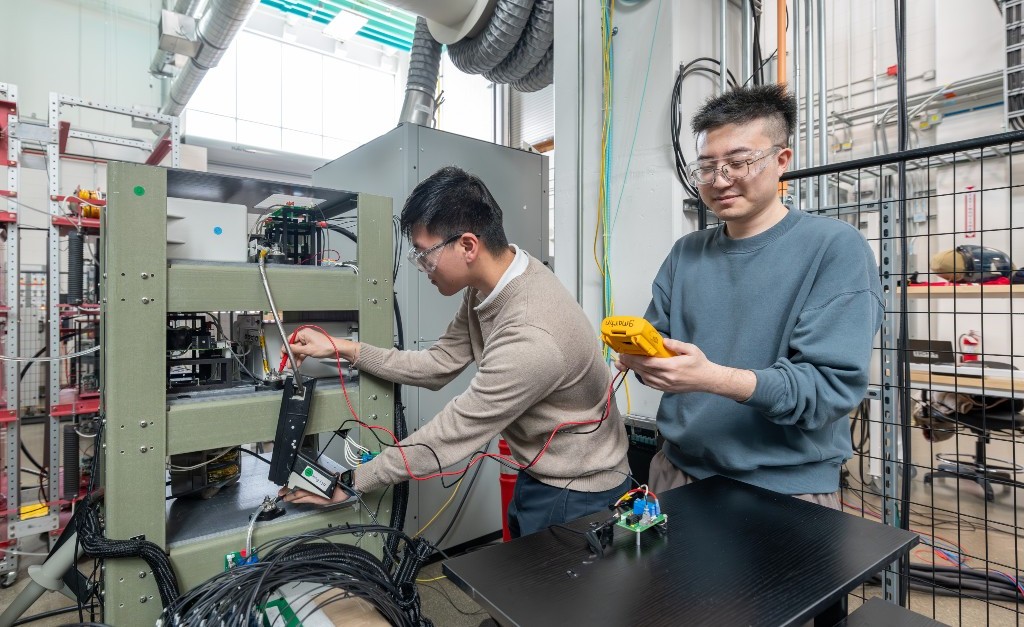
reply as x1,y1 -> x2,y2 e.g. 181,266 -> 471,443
616,513 -> 668,534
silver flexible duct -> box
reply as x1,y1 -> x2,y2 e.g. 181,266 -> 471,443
483,0 -> 553,84
162,0 -> 258,117
448,0 -> 534,75
511,44 -> 552,93
173,0 -> 204,17
399,17 -> 443,126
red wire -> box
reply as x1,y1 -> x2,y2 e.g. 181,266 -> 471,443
282,324 -> 359,422
281,325 -> 623,481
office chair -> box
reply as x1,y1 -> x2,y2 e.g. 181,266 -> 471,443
921,394 -> 1024,501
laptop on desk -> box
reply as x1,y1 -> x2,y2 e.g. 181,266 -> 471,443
907,339 -> 1021,380
907,339 -> 957,365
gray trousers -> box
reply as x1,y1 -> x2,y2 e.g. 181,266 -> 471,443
647,450 -> 842,510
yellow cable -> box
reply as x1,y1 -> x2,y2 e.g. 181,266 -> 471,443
413,477 -> 463,538
258,332 -> 271,375
416,575 -> 448,583
594,0 -> 614,278
624,377 -> 632,414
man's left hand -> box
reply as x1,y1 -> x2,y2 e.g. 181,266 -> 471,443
277,471 -> 357,505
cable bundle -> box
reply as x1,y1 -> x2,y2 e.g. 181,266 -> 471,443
670,57 -> 739,200
159,525 -> 435,627
75,496 -> 180,607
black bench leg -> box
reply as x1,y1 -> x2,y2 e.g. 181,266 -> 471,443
815,596 -> 848,627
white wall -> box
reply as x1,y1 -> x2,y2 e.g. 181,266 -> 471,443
0,0 -> 165,133
0,0 -> 209,267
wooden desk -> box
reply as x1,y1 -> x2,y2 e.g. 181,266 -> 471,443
443,476 -> 919,627
909,366 -> 1022,399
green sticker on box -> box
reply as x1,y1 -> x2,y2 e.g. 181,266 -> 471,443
133,186 -> 145,196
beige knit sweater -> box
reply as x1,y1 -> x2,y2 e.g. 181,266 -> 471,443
353,256 -> 630,494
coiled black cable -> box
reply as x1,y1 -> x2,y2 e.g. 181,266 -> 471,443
161,524 -> 436,626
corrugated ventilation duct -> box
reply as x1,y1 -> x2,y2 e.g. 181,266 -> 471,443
447,0 -> 553,93
398,0 -> 554,125
399,17 -> 443,126
161,0 -> 259,117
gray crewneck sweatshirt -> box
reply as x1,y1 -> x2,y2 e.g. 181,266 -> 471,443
354,256 -> 630,494
646,208 -> 883,494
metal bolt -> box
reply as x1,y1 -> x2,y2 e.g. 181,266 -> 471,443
369,414 -> 378,420
139,446 -> 148,453
141,273 -> 149,279
141,297 -> 150,304
139,420 -> 147,428
139,596 -> 147,604
370,394 -> 377,400
139,571 -> 146,578
371,298 -> 378,304
372,279 -> 378,285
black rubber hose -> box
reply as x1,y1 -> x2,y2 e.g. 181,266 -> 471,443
327,225 -> 357,243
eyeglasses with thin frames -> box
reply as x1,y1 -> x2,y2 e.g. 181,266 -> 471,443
407,234 -> 460,273
688,146 -> 784,186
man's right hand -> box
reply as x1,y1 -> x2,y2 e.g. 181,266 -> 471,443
283,329 -> 359,368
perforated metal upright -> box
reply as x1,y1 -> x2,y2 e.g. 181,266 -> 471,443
0,81 -> 22,587
877,197 -> 903,604
45,94 -> 180,541
100,163 -> 393,625
1004,0 -> 1024,128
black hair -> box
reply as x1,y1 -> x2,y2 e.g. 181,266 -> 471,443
690,84 -> 797,147
400,166 -> 509,255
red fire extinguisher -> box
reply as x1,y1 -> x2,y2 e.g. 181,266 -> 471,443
959,330 -> 981,363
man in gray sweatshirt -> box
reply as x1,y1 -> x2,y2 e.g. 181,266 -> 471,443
284,166 -> 631,537
617,85 -> 882,507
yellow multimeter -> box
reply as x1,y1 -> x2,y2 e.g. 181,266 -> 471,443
600,316 -> 675,358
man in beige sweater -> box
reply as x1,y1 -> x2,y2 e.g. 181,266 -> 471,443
283,166 -> 630,537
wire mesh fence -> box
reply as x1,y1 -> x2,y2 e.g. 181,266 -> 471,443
780,130 -> 1024,625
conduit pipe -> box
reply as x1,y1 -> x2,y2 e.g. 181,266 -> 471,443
777,0 -> 787,84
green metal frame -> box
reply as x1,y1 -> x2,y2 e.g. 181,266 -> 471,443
100,163 -> 393,625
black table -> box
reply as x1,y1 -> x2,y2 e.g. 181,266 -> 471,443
443,475 -> 919,627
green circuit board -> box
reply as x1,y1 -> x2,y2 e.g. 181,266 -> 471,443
616,513 -> 668,533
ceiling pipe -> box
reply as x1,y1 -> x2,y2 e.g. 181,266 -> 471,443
161,0 -> 258,117
173,0 -> 206,18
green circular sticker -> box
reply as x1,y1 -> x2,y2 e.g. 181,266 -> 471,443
133,185 -> 145,196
